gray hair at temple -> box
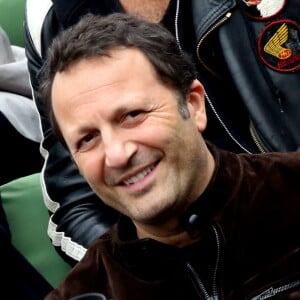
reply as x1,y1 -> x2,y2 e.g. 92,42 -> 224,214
39,13 -> 198,147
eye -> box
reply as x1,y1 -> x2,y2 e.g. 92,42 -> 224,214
128,110 -> 144,118
77,132 -> 100,152
122,110 -> 146,127
82,133 -> 94,144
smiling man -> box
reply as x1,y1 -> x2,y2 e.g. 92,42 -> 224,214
41,13 -> 300,300
51,47 -> 213,236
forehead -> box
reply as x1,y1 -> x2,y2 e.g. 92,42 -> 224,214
52,47 -> 157,98
51,48 -> 162,120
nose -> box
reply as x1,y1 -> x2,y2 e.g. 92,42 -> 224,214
103,130 -> 137,168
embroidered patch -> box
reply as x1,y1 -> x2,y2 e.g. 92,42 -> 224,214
241,0 -> 286,20
257,20 -> 300,72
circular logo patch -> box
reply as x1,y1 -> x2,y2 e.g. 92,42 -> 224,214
241,0 -> 286,20
257,20 -> 300,72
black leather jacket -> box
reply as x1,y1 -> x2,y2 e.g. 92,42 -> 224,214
24,0 -> 300,264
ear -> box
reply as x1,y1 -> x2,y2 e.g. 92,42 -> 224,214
187,80 -> 207,133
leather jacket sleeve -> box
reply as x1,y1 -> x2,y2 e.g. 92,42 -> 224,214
24,1 -> 119,265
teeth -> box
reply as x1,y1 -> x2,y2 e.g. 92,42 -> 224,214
124,165 -> 154,185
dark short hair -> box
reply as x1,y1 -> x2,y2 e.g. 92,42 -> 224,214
39,13 -> 198,147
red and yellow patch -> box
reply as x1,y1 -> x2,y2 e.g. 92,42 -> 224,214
257,19 -> 300,72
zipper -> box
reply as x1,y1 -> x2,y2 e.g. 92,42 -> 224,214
195,11 -> 254,154
186,262 -> 211,299
205,91 -> 252,153
250,279 -> 300,300
211,226 -> 221,298
249,88 -> 292,153
196,13 -> 232,77
174,0 -> 183,53
249,121 -> 268,153
174,4 -> 254,154
185,225 -> 222,300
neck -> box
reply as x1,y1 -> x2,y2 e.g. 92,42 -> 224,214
119,0 -> 171,23
133,218 -> 200,247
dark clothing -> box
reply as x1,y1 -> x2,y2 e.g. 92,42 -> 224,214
0,199 -> 52,299
0,112 -> 42,185
24,0 -> 300,264
45,144 -> 300,300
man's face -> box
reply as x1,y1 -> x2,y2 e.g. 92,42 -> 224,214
52,48 -> 211,225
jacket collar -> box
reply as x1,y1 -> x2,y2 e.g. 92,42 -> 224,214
191,0 -> 236,41
112,215 -> 220,281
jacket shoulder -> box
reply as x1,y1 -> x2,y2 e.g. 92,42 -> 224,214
25,0 -> 53,57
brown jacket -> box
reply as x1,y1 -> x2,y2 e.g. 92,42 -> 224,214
46,144 -> 300,300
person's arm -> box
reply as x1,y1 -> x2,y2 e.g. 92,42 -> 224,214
24,0 -> 119,265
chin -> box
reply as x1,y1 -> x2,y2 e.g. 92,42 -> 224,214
132,204 -> 176,225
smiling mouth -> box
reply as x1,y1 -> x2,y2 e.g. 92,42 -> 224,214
123,163 -> 157,186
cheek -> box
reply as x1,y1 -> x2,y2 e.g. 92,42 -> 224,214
135,121 -> 177,146
75,151 -> 104,183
